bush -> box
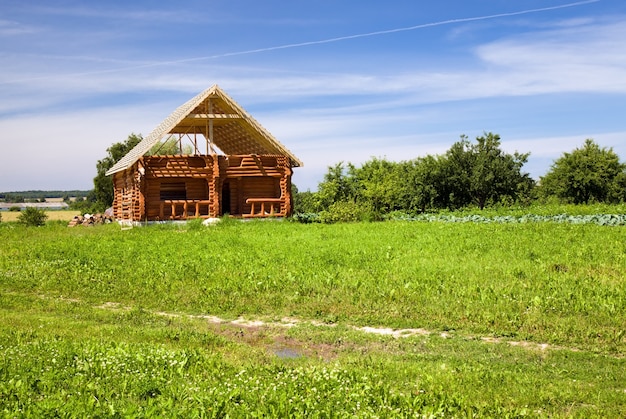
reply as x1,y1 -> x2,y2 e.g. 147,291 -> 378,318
9,206 -> 21,212
17,207 -> 48,227
290,213 -> 320,224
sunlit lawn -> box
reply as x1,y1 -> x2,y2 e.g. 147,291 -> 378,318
1,217 -> 625,417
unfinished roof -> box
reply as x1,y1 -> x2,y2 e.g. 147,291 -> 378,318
106,85 -> 302,176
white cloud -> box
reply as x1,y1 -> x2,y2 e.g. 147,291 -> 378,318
0,19 -> 37,36
0,106 -> 162,191
473,20 -> 626,95
3,16 -> 625,115
504,131 -> 626,158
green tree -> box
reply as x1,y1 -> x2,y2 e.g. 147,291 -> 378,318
92,133 -> 143,210
149,136 -> 193,155
397,156 -> 445,213
442,133 -> 532,209
292,184 -> 318,214
353,158 -> 400,214
315,162 -> 358,210
442,136 -> 474,209
6,194 -> 25,203
540,139 -> 626,204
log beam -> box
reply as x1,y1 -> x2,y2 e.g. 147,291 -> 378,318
187,114 -> 241,119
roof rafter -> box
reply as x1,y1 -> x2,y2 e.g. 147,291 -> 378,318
105,85 -> 302,176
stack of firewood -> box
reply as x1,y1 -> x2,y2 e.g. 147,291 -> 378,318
68,213 -> 113,227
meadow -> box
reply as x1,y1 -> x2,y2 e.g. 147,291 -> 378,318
0,214 -> 625,417
0,209 -> 80,223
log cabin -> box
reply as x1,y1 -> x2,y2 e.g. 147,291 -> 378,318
105,85 -> 302,222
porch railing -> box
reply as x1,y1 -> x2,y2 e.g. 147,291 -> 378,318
159,200 -> 212,219
243,198 -> 284,218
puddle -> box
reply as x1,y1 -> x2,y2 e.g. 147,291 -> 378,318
273,347 -> 302,359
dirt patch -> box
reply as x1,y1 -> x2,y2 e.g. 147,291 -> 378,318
201,318 -> 340,361
89,300 -> 599,358
356,326 -> 432,338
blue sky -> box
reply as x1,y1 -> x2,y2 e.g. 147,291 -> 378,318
1,0 -> 625,192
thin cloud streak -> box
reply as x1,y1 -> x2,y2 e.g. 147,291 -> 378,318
0,0 -> 600,85
5,17 -> 623,115
208,0 -> 601,58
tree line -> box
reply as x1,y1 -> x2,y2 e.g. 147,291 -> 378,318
80,132 -> 625,217
293,134 -> 626,222
0,190 -> 91,203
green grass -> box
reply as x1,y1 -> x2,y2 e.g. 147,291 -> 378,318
1,218 -> 625,416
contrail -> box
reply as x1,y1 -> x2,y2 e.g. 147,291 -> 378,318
2,0 -> 600,83
199,0 -> 600,61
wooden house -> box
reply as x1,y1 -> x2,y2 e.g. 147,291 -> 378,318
105,85 -> 302,222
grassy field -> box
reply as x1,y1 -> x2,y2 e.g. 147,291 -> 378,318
1,217 -> 625,417
0,209 -> 80,222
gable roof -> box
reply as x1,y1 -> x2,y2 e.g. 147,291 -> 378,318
106,84 -> 302,176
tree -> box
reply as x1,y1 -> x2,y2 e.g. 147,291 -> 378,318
315,162 -> 359,211
353,158 -> 400,214
149,136 -> 193,155
92,133 -> 143,210
442,133 -> 533,209
540,139 -> 626,204
468,133 -> 532,209
397,156 -> 446,213
6,194 -> 25,203
441,136 -> 474,209
292,184 -> 318,214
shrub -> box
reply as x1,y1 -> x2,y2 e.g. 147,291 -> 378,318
9,206 -> 21,212
290,212 -> 320,224
17,207 -> 48,226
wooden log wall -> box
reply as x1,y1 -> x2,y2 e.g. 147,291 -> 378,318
219,155 -> 290,216
112,154 -> 294,221
277,155 -> 293,217
112,167 -> 144,221
142,155 -> 214,220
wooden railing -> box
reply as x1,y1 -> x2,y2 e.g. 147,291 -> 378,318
159,200 -> 212,219
243,198 -> 284,218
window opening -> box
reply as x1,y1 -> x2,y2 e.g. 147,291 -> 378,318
160,182 -> 187,200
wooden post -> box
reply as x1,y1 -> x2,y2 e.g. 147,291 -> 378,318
208,99 -> 214,154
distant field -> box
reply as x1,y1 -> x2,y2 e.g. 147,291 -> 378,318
1,218 -> 625,416
1,209 -> 80,222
